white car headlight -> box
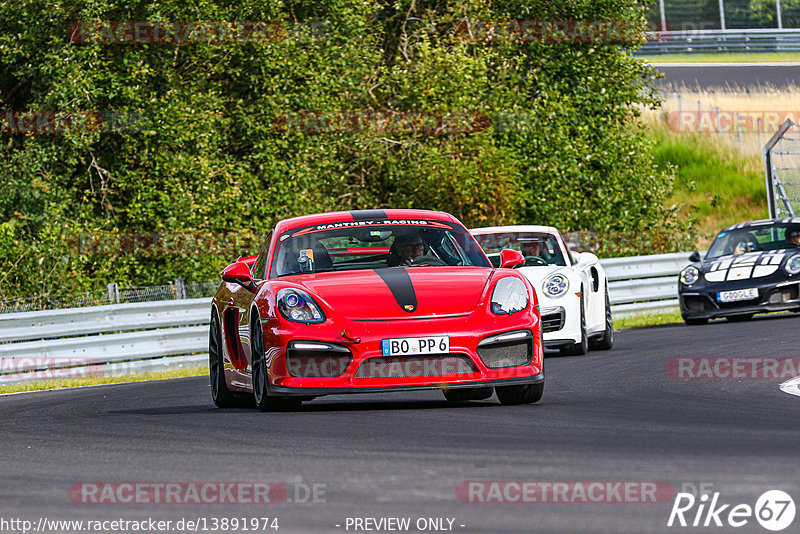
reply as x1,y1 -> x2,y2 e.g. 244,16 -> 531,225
786,254 -> 800,275
542,273 -> 569,299
680,266 -> 700,285
277,288 -> 325,323
491,277 -> 529,315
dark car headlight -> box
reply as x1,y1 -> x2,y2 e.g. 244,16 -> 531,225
786,254 -> 800,275
277,288 -> 325,323
491,277 -> 529,315
680,266 -> 700,285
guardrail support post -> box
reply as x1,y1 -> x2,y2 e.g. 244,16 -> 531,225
736,113 -> 743,152
107,283 -> 119,304
174,278 -> 186,300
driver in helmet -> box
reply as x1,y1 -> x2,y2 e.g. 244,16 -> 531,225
388,231 -> 428,266
520,236 -> 551,264
521,239 -> 541,257
732,236 -> 758,255
788,228 -> 800,247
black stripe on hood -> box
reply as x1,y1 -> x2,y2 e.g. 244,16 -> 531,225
351,209 -> 387,221
375,268 -> 417,312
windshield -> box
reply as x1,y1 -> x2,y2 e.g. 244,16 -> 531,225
706,223 -> 800,260
270,220 -> 491,277
472,231 -> 568,267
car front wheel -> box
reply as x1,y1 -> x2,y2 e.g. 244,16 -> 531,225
589,286 -> 614,351
209,312 -> 239,408
251,315 -> 301,412
561,294 -> 588,356
496,382 -> 544,405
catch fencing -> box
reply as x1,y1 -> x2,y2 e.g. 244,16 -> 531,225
764,118 -> 800,218
0,251 -> 693,385
645,0 -> 800,33
0,279 -> 219,314
638,0 -> 800,54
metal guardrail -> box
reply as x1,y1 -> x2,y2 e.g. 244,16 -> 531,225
0,252 -> 694,385
601,252 -> 692,316
0,298 -> 209,343
0,298 -> 211,385
638,29 -> 800,54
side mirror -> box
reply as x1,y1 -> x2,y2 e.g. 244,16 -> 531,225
236,254 -> 258,267
689,251 -> 701,263
221,262 -> 255,290
575,251 -> 598,268
499,248 -> 525,268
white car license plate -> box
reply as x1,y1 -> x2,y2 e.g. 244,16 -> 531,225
381,336 -> 449,356
717,288 -> 758,302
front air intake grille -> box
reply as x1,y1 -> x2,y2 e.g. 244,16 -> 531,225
768,284 -> 799,304
477,330 -> 533,369
355,354 -> 478,379
286,341 -> 352,377
682,295 -> 710,311
540,307 -> 565,333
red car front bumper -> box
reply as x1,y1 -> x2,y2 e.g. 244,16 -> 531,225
261,311 -> 543,395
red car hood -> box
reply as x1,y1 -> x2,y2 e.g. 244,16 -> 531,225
291,267 -> 493,320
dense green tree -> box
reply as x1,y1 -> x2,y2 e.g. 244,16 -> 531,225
0,0 -> 690,302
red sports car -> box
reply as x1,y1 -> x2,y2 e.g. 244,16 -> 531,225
209,209 -> 543,410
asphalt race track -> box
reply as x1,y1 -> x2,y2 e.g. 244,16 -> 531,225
1,314 -> 799,534
653,63 -> 800,90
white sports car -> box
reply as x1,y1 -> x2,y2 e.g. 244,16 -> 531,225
471,226 -> 614,355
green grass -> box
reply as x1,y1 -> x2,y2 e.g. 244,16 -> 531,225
0,366 -> 207,395
648,123 -> 768,243
615,310 -> 800,329
642,53 -> 800,63
615,310 -> 684,329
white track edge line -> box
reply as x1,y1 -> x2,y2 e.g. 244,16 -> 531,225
779,374 -> 800,397
649,62 -> 800,67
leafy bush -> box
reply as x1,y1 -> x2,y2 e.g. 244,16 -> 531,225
0,0 -> 688,300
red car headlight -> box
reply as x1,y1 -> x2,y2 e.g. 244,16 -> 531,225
277,288 -> 326,324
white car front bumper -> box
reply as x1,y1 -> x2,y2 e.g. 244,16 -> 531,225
539,293 -> 583,349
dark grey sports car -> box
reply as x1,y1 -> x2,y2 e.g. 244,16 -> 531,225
679,218 -> 800,324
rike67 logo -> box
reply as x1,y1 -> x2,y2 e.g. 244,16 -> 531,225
667,490 -> 796,531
